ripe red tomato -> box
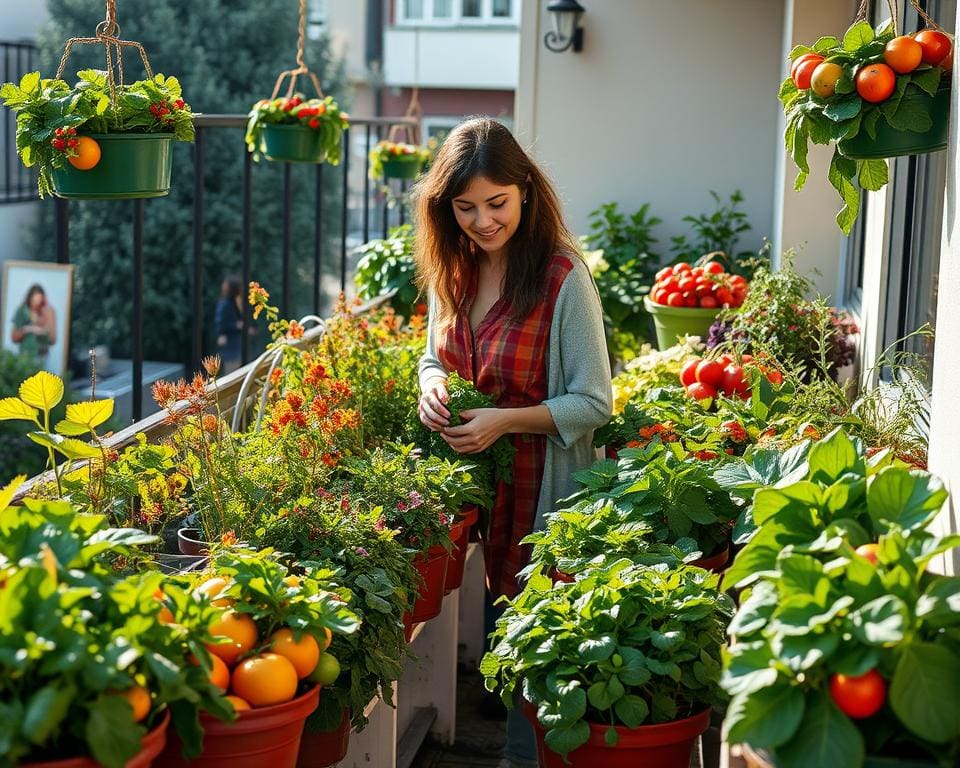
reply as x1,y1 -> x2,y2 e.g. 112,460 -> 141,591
740,353 -> 754,363
686,382 -> 717,401
721,365 -> 748,396
683,293 -> 697,307
680,359 -> 700,387
855,543 -> 880,565
667,292 -> 685,307
793,57 -> 823,89
914,29 -> 952,66
699,295 -> 718,309
791,52 -> 824,77
704,261 -> 725,275
766,369 -> 784,386
856,63 -> 896,103
678,277 -> 696,292
716,287 -> 734,305
695,360 -> 725,388
691,266 -> 704,277
653,288 -> 668,305
673,262 -> 691,273
655,267 -> 673,281
661,277 -> 680,294
830,670 -> 886,719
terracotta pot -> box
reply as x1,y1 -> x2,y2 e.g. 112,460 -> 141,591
690,543 -> 730,573
296,708 -> 350,768
524,701 -> 709,768
444,505 -> 479,594
177,528 -> 210,556
155,685 -> 319,768
403,543 -> 449,625
23,710 -> 170,768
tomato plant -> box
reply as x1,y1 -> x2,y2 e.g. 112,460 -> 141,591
830,671 -> 887,719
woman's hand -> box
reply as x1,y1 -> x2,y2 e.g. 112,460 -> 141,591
419,377 -> 450,432
441,408 -> 510,454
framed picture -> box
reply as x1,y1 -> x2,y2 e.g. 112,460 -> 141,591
1,260 -> 74,379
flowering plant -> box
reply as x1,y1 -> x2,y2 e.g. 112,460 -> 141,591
245,93 -> 348,163
0,69 -> 194,197
368,140 -> 432,180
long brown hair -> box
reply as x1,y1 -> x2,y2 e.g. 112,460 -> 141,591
413,117 -> 579,329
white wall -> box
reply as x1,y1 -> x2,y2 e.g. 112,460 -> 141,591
926,6 -> 960,575
384,27 -> 519,89
515,0 -> 784,252
325,0 -> 370,85
1,1 -> 48,41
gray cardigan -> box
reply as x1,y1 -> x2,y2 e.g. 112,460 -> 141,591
418,256 -> 613,530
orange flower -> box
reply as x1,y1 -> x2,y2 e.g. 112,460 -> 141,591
287,320 -> 305,339
221,530 -> 237,546
202,355 -> 221,377
201,414 -> 218,433
270,367 -> 283,386
286,392 -> 304,410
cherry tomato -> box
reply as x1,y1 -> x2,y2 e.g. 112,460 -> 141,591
695,360 -> 725,388
678,277 -> 696,292
699,295 -> 718,309
667,292 -> 685,307
673,262 -> 692,273
686,382 -> 717,401
680,359 -> 700,387
766,369 -> 784,386
704,261 -> 725,275
716,287 -> 734,305
793,57 -> 823,89
691,266 -> 704,277
662,277 -> 680,294
653,288 -> 668,305
655,267 -> 674,281
721,365 -> 749,397
914,29 -> 952,66
855,543 -> 880,565
684,293 -> 698,308
791,52 -> 824,81
830,670 -> 886,719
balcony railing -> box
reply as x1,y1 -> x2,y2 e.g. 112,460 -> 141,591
1,41 -> 40,203
7,111 -> 418,422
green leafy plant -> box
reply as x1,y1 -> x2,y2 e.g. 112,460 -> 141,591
353,226 -> 422,317
0,69 -> 194,197
669,190 -> 754,271
245,93 -> 348,163
0,492 -> 232,767
720,429 -> 960,767
781,20 -> 951,233
482,559 -> 732,759
368,140 -> 432,180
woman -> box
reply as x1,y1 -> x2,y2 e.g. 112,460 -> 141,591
11,284 -> 57,369
415,118 -> 612,767
214,276 -> 244,373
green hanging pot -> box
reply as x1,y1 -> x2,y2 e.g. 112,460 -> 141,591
381,154 -> 424,180
261,124 -> 328,163
838,82 -> 951,160
643,296 -> 720,351
52,133 -> 174,200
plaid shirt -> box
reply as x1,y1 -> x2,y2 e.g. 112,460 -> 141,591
438,253 -> 575,598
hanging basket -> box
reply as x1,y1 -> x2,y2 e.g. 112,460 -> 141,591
52,133 -> 174,199
261,124 -> 329,163
382,153 -> 425,180
838,81 -> 951,160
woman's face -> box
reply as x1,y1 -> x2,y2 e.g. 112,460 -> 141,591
451,175 -> 523,258
28,291 -> 45,311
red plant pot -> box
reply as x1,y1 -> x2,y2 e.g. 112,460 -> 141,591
444,505 -> 479,594
690,543 -> 730,573
606,446 -> 620,461
155,685 -> 320,768
524,702 -> 710,768
296,708 -> 350,768
23,710 -> 170,768
404,543 -> 449,625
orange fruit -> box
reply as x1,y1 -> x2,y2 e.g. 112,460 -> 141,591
270,628 -> 320,678
208,654 -> 231,691
230,653 -> 298,707
153,589 -> 176,624
810,62 -> 843,98
118,685 -> 151,722
283,575 -> 300,588
319,626 -> 332,652
856,63 -> 896,103
207,609 -> 258,666
884,35 -> 923,74
68,136 -> 101,170
225,694 -> 251,712
194,576 -> 233,607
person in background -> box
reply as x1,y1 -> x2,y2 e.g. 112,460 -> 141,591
214,276 -> 244,374
415,117 -> 612,768
11,284 -> 57,370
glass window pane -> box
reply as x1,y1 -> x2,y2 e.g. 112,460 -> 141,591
492,0 -> 511,17
433,0 -> 453,17
461,0 -> 482,18
404,0 -> 423,19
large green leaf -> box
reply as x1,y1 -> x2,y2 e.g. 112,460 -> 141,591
858,159 -> 888,192
828,149 -> 861,235
86,696 -> 145,768
64,399 -> 114,430
916,577 -> 960,628
884,95 -> 934,133
843,22 -> 874,51
849,595 -> 907,645
776,692 -> 864,768
544,720 -> 590,758
0,475 -> 26,513
21,684 -> 72,745
614,694 -> 649,728
0,397 -> 39,423
867,468 -> 947,531
823,97 -> 862,122
19,371 -> 64,411
890,642 -> 960,744
27,432 -> 102,460
587,675 -> 625,710
808,429 -> 861,484
724,683 -> 805,748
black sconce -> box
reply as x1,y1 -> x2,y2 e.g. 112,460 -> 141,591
544,0 -> 585,53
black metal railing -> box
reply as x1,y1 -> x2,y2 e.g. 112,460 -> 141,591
1,41 -> 40,203
47,114 -> 417,422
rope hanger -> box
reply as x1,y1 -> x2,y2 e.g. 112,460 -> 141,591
270,0 -> 325,100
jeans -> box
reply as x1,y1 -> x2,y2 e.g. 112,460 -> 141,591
484,589 -> 537,762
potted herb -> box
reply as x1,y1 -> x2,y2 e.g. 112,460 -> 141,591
720,430 -> 960,767
245,94 -> 348,164
482,559 -> 732,767
0,491 -> 231,768
1,69 -> 193,199
369,140 -> 432,180
781,10 -> 953,232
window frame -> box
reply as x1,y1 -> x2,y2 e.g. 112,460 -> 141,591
395,0 -> 519,27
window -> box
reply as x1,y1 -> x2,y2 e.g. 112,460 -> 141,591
396,0 -> 517,25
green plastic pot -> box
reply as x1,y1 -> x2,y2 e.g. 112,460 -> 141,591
52,133 -> 174,200
643,296 -> 720,350
381,155 -> 423,180
261,124 -> 328,163
838,83 -> 951,160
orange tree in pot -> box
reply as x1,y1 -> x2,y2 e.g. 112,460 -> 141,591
719,428 -> 960,766
0,491 -> 232,768
482,558 -> 732,767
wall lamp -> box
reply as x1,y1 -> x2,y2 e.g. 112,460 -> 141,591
544,0 -> 585,53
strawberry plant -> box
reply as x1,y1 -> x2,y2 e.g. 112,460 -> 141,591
0,69 -> 194,197
245,94 -> 348,163
781,17 -> 952,233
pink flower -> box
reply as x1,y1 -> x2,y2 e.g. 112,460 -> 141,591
355,546 -> 369,557
408,491 -> 423,508
396,501 -> 408,511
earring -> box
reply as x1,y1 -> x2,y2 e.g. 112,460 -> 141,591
522,197 -> 528,204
